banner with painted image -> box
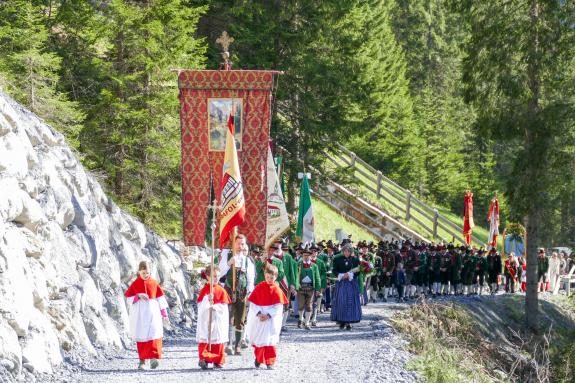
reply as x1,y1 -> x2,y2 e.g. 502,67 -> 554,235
265,148 -> 289,248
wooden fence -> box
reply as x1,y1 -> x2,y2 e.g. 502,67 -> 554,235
323,144 -> 483,246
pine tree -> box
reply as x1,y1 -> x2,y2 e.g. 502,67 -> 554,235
55,0 -> 207,236
458,0 -> 575,331
0,0 -> 84,147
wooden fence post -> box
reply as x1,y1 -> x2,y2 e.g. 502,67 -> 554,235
376,171 -> 382,197
433,209 -> 439,238
350,153 -> 357,180
406,191 -> 412,221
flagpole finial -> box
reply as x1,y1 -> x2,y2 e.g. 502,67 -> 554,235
216,31 -> 234,70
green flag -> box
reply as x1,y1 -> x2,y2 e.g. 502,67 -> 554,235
296,175 -> 315,242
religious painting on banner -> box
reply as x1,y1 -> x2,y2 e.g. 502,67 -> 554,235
488,196 -> 500,249
265,148 -> 289,249
208,98 -> 242,151
178,70 -> 279,246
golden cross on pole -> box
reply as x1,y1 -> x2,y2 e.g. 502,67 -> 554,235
216,31 -> 234,70
216,31 -> 234,52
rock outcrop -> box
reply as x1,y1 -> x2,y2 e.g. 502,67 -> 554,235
0,92 -> 192,381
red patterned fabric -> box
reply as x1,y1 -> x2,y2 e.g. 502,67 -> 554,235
178,70 -> 275,246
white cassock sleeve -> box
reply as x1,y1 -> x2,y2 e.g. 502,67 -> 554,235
195,296 -> 229,344
246,258 -> 255,293
245,302 -> 284,347
218,249 -> 231,277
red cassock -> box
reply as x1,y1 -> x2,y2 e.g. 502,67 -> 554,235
246,281 -> 289,366
196,283 -> 232,364
124,277 -> 168,360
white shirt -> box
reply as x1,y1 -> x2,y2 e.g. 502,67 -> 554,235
218,249 -> 255,293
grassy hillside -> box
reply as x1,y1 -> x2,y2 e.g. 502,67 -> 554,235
325,152 -> 499,248
312,197 -> 377,242
393,295 -> 575,383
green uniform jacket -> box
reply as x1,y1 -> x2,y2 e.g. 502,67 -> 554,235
537,256 -> 549,273
451,252 -> 462,281
313,258 -> 328,289
296,261 -> 321,291
418,252 -> 429,275
279,253 -> 299,290
475,256 -> 488,274
254,257 -> 284,285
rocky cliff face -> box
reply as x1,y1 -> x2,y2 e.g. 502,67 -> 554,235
0,92 -> 193,381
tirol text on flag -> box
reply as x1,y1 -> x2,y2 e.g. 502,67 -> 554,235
265,148 -> 290,248
487,196 -> 500,249
296,174 -> 314,243
219,112 -> 245,248
463,191 -> 475,245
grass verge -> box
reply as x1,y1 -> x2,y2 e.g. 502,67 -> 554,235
392,295 -> 575,383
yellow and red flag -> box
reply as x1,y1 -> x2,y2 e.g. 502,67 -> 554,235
219,113 -> 245,248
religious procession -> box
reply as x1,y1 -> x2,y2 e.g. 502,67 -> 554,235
3,4 -> 575,379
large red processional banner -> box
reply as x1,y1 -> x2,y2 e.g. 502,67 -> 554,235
178,70 -> 276,246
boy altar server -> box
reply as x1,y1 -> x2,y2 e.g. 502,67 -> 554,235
124,261 -> 170,370
196,265 -> 232,369
245,265 -> 289,369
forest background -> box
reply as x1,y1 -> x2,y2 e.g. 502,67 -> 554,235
0,0 -> 573,250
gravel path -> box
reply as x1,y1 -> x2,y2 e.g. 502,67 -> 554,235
45,303 -> 420,383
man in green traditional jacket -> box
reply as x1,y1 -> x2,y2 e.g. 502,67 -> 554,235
254,245 -> 284,285
474,249 -> 488,295
272,240 -> 298,331
320,241 -> 337,310
310,244 -> 327,326
296,247 -> 321,330
537,248 -> 549,292
450,247 -> 463,295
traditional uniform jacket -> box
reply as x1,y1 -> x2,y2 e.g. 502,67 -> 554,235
255,257 -> 285,285
416,250 -> 429,285
462,253 -> 474,285
379,251 -> 396,288
475,256 -> 488,276
276,251 -> 298,290
487,252 -> 502,285
297,260 -> 321,292
450,251 -> 463,283
311,257 -> 328,290
537,255 -> 549,274
431,252 -> 442,282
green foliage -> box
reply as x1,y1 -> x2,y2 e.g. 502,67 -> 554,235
0,0 -> 84,148
52,0 -> 206,237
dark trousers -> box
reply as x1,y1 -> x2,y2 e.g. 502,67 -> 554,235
396,285 -> 405,299
324,285 -> 332,308
229,299 -> 247,330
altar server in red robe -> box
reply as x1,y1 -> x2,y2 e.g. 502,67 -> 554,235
196,265 -> 232,369
124,261 -> 170,370
245,265 -> 289,369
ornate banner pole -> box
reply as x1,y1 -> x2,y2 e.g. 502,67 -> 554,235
206,198 -> 219,348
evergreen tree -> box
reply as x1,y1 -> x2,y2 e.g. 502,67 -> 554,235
0,0 -> 84,147
53,0 -> 207,236
458,0 -> 575,331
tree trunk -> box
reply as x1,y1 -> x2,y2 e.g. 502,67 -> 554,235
524,0 -> 541,333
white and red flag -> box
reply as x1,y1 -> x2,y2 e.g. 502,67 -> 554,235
487,196 -> 500,249
463,191 -> 474,245
219,113 -> 245,248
